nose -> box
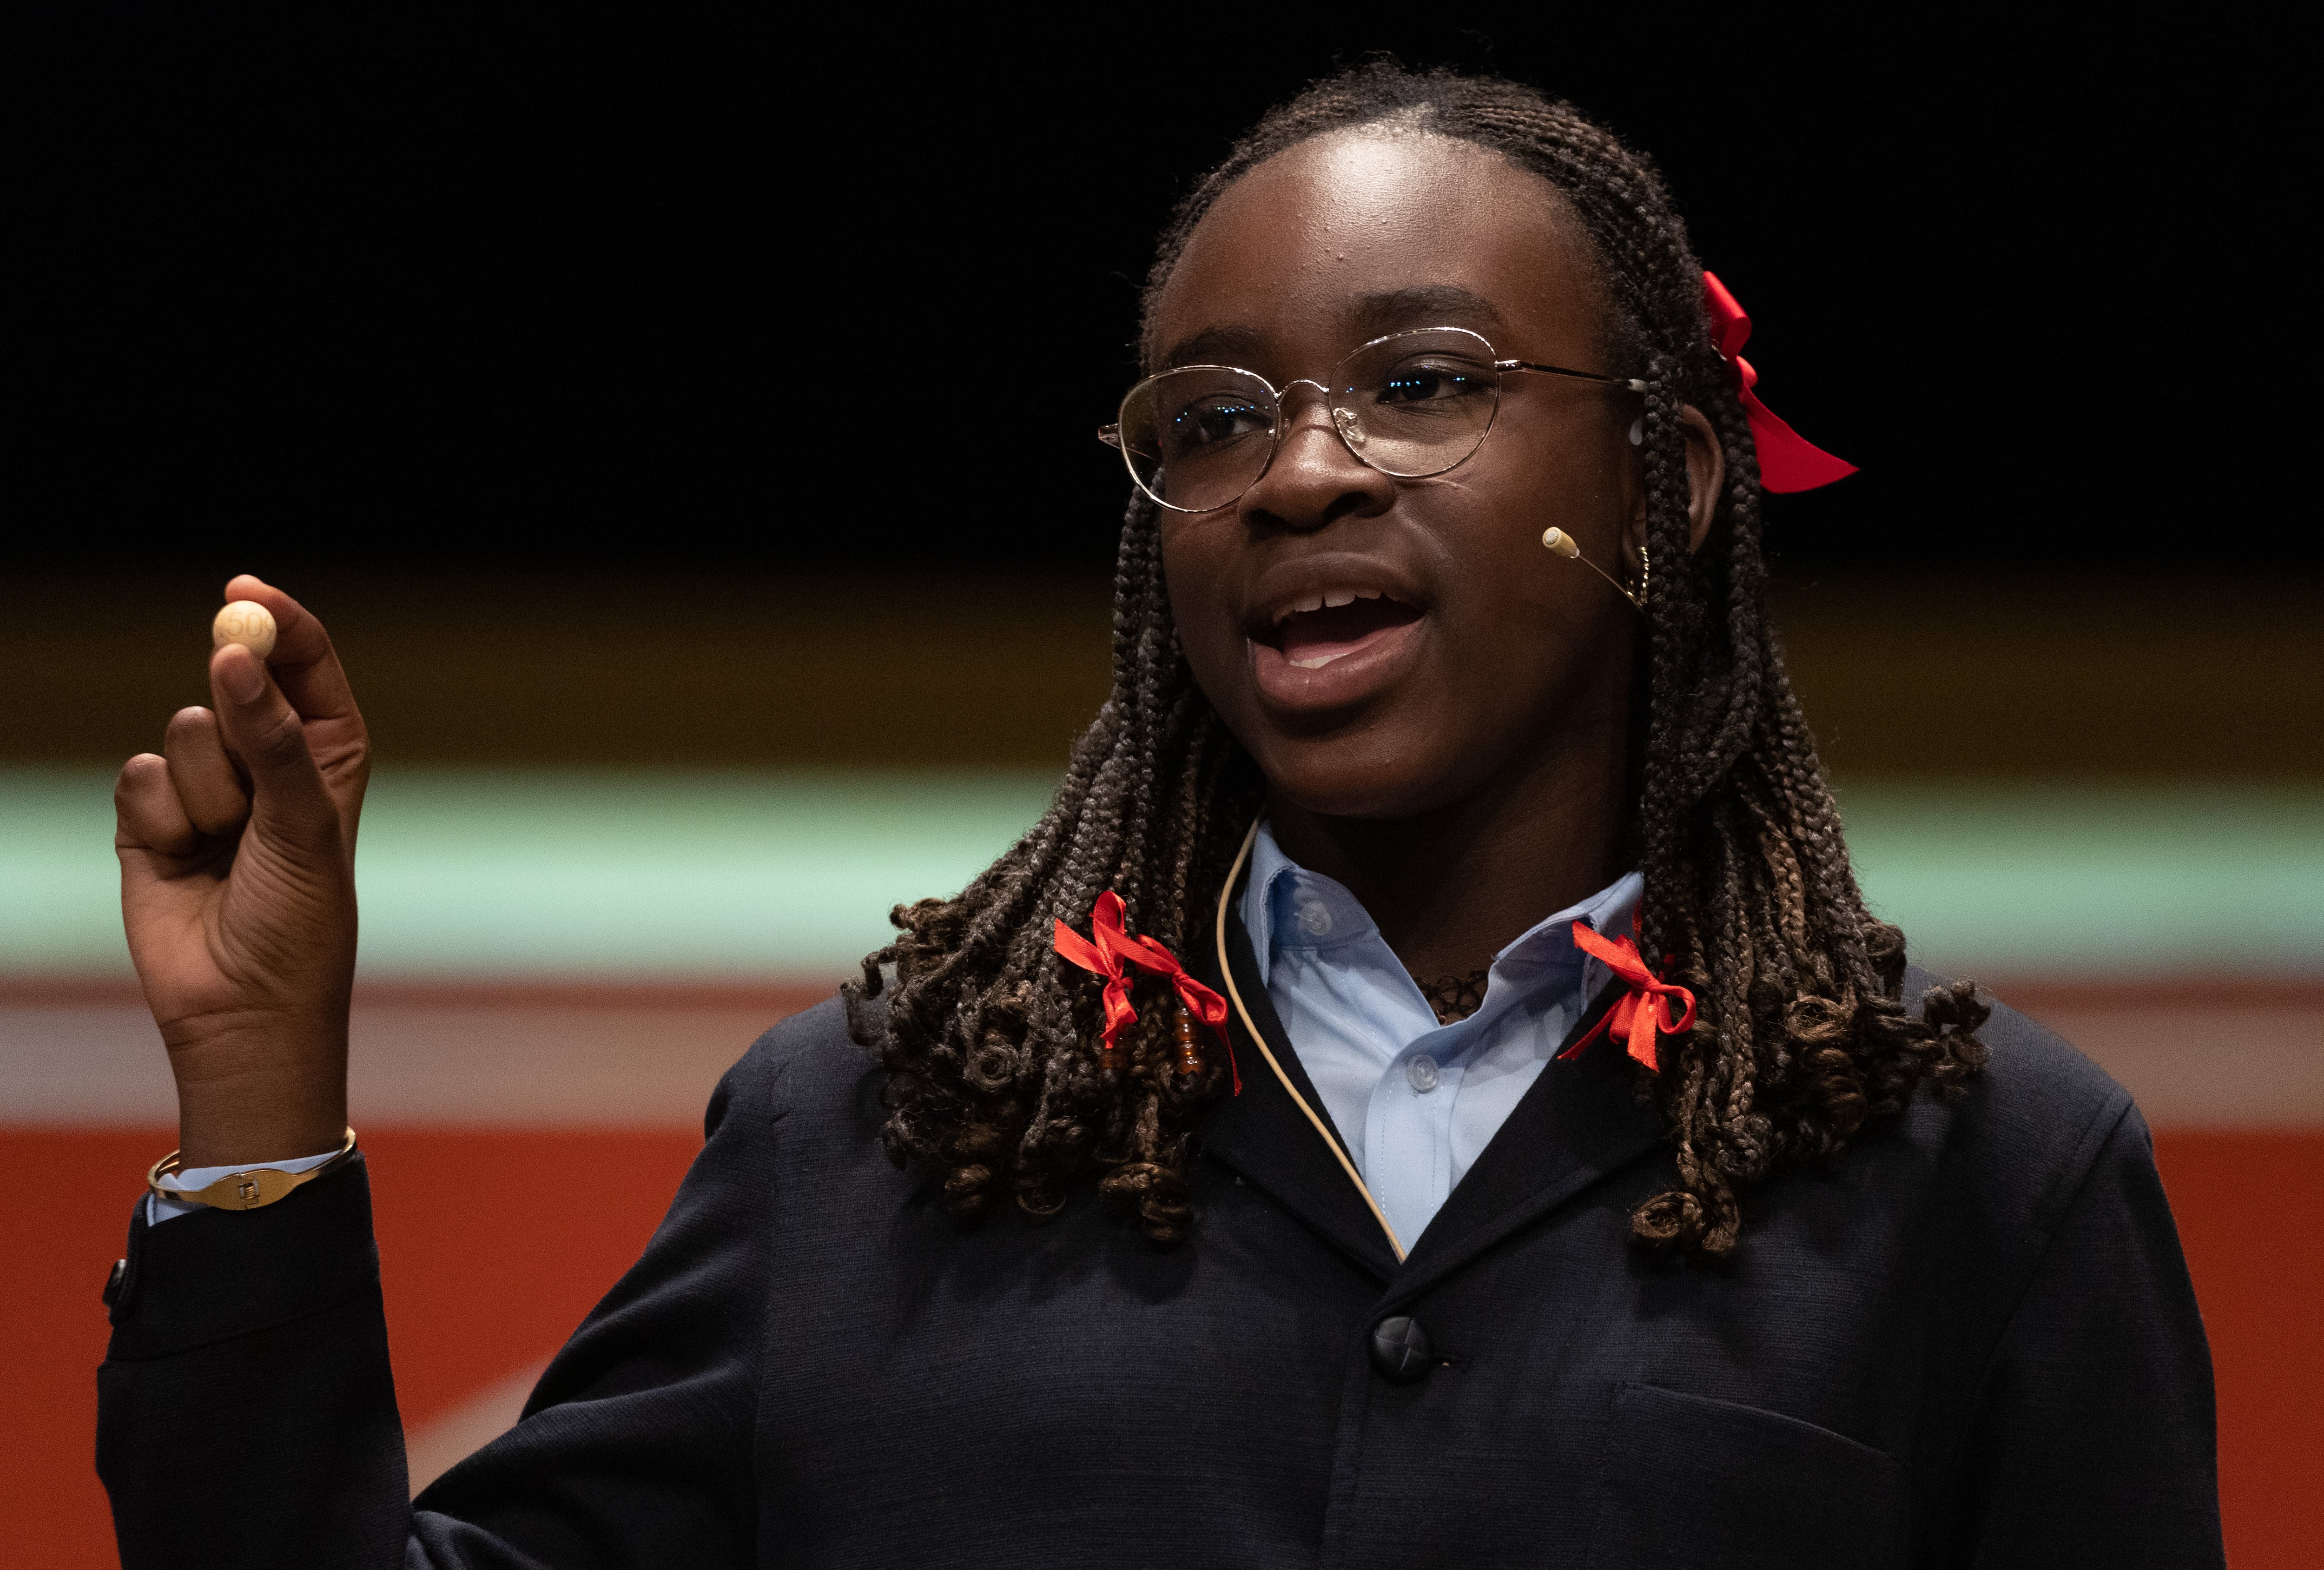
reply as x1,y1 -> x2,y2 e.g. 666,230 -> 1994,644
1240,381 -> 1395,534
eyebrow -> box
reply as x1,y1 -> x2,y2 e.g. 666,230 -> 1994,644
1153,285 -> 1515,373
1155,323 -> 1270,372
1347,285 -> 1510,341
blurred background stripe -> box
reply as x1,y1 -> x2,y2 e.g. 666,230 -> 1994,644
10,767 -> 2321,982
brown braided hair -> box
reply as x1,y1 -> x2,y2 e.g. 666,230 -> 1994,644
845,60 -> 1987,1255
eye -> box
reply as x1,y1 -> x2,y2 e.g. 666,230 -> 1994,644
1169,394 -> 1272,450
1375,359 -> 1492,407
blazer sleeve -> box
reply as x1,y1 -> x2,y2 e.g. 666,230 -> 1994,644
1954,1103 -> 2225,1569
98,1047 -> 781,1570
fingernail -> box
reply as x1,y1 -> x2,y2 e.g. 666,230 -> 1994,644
219,648 -> 266,703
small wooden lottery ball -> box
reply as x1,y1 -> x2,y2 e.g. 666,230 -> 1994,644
212,600 -> 278,661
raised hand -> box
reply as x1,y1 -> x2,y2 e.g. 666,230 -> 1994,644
113,575 -> 369,1167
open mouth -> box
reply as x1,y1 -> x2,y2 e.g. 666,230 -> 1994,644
1261,589 -> 1425,669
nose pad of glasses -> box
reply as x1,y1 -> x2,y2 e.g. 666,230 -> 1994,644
1332,406 -> 1367,447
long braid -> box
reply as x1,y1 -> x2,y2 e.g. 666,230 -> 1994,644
851,60 -> 1984,1254
847,491 -> 1261,1240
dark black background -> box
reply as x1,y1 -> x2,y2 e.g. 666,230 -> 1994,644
13,7 -> 2305,572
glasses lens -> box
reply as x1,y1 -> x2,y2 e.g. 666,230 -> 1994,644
1335,329 -> 1501,478
1117,366 -> 1277,512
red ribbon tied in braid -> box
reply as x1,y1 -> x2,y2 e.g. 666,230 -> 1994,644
1556,919 -> 1698,1073
1053,891 -> 1239,1094
1702,271 -> 1857,494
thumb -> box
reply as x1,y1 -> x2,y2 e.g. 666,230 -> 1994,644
209,642 -> 342,857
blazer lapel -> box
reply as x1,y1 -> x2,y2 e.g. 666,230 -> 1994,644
1193,911 -> 1402,1283
1383,984 -> 1667,1307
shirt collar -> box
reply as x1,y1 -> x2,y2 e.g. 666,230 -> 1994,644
1240,818 -> 1301,987
1239,819 -> 1643,1002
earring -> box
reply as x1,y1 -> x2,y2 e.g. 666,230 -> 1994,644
1632,543 -> 1652,609
1628,416 -> 1644,447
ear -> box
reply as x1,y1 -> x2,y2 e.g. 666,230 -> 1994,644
1624,404 -> 1727,560
1678,405 -> 1723,553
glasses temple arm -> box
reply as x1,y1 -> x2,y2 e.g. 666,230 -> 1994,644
1495,359 -> 1649,393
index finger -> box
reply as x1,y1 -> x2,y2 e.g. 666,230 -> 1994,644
221,573 -> 359,727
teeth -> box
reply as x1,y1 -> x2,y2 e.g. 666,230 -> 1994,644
1269,584 -> 1414,629
1275,586 -> 1396,625
1275,593 -> 1324,627
1290,653 -> 1342,669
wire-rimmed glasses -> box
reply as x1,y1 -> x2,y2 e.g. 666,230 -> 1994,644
1099,326 -> 1645,515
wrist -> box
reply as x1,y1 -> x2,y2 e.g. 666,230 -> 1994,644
165,1020 -> 350,1170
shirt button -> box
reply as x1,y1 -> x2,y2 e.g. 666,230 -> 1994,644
1406,1054 -> 1440,1093
1294,895 -> 1334,936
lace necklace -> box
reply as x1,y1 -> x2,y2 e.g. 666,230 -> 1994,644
1411,966 -> 1490,1027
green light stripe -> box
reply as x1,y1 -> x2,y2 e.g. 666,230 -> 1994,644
4,768 -> 2317,981
1835,782 -> 2323,978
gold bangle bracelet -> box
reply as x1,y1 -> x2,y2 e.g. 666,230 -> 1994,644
146,1126 -> 359,1212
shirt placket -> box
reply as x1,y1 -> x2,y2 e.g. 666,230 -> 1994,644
1367,1020 -> 1474,1248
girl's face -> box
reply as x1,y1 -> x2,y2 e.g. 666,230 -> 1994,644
1150,131 -> 1658,823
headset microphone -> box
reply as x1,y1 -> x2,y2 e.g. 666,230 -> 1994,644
1541,528 -> 1648,611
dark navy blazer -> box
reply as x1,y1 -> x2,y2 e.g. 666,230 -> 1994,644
97,921 -> 2224,1568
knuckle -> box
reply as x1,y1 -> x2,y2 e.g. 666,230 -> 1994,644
113,760 -> 196,852
163,709 -> 221,756
114,755 -> 170,809
251,707 -> 309,768
113,755 -> 157,803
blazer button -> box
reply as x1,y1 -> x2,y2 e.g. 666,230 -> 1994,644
1369,1315 -> 1434,1383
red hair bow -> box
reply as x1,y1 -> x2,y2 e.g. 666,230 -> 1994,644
1703,271 -> 1857,494
1053,891 -> 1239,1093
1557,919 -> 1697,1073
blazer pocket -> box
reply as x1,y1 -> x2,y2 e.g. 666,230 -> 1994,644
1585,1383 -> 1908,1570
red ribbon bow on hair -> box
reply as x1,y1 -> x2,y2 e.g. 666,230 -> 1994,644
1054,891 -> 1239,1094
1703,271 -> 1857,494
1556,918 -> 1698,1073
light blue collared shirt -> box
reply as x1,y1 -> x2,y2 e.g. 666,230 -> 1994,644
1239,821 -> 1642,1250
